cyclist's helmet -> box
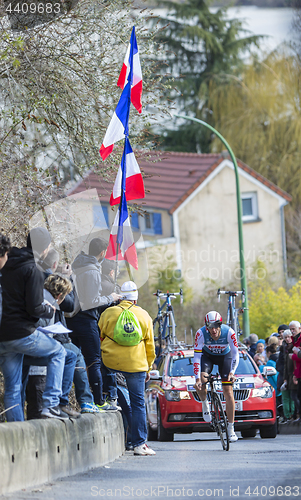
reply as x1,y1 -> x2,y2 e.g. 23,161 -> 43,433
205,311 -> 222,329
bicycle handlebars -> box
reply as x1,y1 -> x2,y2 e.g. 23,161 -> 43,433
153,289 -> 183,304
217,288 -> 245,303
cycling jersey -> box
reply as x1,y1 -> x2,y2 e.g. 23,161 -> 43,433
193,324 -> 239,379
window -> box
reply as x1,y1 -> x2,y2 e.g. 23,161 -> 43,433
241,192 -> 258,222
93,205 -> 109,228
130,211 -> 162,235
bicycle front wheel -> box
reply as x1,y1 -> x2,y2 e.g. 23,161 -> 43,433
153,317 -> 164,356
211,393 -> 230,451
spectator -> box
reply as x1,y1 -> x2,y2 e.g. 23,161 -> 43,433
289,321 -> 301,421
248,333 -> 258,358
265,345 -> 281,412
99,281 -> 156,456
277,324 -> 289,346
0,233 -> 11,325
44,274 -> 100,414
0,227 -> 68,421
66,238 -> 121,410
281,330 -> 297,422
243,336 -> 251,349
254,341 -> 266,367
268,336 -> 280,360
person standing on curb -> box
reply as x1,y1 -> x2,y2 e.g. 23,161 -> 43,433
0,227 -> 68,421
99,281 -> 156,456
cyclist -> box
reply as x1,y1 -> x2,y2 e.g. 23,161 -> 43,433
193,310 -> 239,442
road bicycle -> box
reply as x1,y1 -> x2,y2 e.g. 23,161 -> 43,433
153,289 -> 183,355
204,374 -> 230,451
217,288 -> 246,338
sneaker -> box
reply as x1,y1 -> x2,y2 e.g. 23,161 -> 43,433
59,405 -> 81,419
97,402 -> 118,412
106,398 -> 122,411
81,403 -> 101,414
134,443 -> 156,456
41,405 -> 69,420
201,399 -> 212,423
228,424 -> 238,442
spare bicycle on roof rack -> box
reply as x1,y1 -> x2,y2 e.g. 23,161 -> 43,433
217,288 -> 247,339
153,289 -> 183,356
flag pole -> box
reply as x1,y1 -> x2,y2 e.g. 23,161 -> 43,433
115,28 -> 135,284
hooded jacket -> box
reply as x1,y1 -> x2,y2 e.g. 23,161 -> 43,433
71,252 -> 114,321
0,247 -> 53,341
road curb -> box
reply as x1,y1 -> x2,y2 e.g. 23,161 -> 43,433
0,412 -> 124,495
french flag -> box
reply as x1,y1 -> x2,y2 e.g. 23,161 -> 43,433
110,137 -> 144,206
105,197 -> 138,270
117,26 -> 142,114
99,83 -> 130,161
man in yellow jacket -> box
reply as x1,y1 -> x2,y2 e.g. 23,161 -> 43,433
99,281 -> 156,456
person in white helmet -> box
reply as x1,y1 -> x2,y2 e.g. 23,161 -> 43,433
193,310 -> 239,442
99,281 -> 156,456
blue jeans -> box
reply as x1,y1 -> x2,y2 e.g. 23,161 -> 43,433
0,330 -> 66,422
64,342 -> 94,406
104,367 -> 147,448
23,348 -> 77,408
101,363 -> 117,400
67,316 -> 104,405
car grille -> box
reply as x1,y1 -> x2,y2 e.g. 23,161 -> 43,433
192,389 -> 250,402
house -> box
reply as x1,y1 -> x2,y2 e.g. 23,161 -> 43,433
68,151 -> 291,294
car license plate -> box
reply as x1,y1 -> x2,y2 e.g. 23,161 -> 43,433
210,401 -> 242,411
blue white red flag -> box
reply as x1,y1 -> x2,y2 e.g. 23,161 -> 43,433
105,201 -> 138,270
110,137 -> 144,206
117,26 -> 143,114
99,82 -> 131,161
105,142 -> 138,269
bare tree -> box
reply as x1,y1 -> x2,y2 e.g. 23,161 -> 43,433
0,0 -> 164,242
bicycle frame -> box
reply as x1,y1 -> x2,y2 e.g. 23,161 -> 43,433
206,374 -> 230,451
153,289 -> 183,352
217,289 -> 245,338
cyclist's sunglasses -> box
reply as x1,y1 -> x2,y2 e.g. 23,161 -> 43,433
206,321 -> 222,329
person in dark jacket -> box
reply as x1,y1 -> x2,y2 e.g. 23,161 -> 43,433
0,233 -> 11,326
66,238 -> 121,410
0,227 -> 68,421
248,333 -> 258,358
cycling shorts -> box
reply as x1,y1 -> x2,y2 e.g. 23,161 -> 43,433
201,351 -> 233,383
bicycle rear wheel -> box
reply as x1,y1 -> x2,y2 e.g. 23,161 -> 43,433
211,392 -> 230,451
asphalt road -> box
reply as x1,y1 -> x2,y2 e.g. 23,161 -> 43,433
2,433 -> 300,500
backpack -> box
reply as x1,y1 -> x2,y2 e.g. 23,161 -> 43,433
113,305 -> 143,346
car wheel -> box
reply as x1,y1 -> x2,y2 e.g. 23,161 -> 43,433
259,421 -> 277,439
241,428 -> 257,438
147,419 -> 158,441
157,404 -> 173,442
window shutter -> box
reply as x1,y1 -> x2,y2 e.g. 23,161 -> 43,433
131,212 -> 139,231
153,213 -> 162,234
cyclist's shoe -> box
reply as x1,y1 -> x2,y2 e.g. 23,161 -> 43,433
201,399 -> 212,423
81,403 -> 101,414
228,423 -> 238,442
134,443 -> 156,456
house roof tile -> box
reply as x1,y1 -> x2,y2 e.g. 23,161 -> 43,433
68,151 -> 292,212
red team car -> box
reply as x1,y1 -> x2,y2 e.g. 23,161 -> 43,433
145,346 -> 277,441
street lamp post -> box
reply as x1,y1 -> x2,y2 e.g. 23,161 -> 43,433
174,114 -> 250,338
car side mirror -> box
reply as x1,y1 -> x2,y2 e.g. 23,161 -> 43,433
149,370 -> 161,380
262,366 -> 277,377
